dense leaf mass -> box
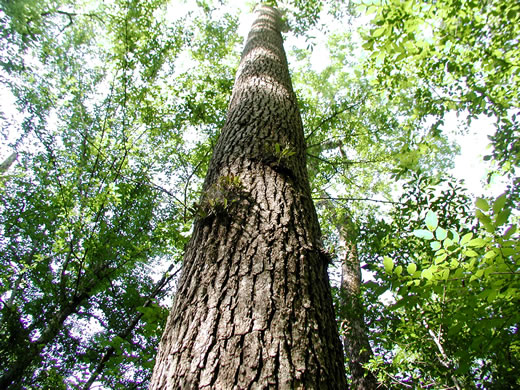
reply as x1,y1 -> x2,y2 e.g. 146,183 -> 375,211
0,0 -> 518,389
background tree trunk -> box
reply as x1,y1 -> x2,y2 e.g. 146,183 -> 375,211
149,4 -> 346,389
339,220 -> 381,390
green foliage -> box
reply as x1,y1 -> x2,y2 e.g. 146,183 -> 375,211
351,5 -> 520,383
292,32 -> 457,271
360,175 -> 519,389
359,0 -> 520,200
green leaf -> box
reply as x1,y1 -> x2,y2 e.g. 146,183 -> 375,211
454,268 -> 464,278
407,263 -> 417,275
468,238 -> 486,248
111,336 -> 125,349
450,229 -> 460,244
464,249 -> 479,257
492,193 -> 507,214
495,208 -> 511,227
395,265 -> 403,276
366,5 -> 378,15
372,27 -> 386,38
460,232 -> 473,246
421,268 -> 433,280
425,210 -> 438,231
435,227 -> 447,241
476,197 -> 490,211
487,289 -> 497,303
413,229 -> 434,240
503,224 -> 517,239
434,253 -> 447,264
476,209 -> 494,233
362,41 -> 374,50
430,241 -> 441,250
383,256 -> 394,273
502,247 -> 517,256
443,237 -> 454,249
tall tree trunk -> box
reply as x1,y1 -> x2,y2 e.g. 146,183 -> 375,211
339,220 -> 380,390
149,5 -> 346,389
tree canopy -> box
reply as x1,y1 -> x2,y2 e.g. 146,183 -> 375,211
0,0 -> 518,389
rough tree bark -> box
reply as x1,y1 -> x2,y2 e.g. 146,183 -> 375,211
149,5 -> 346,389
339,220 -> 380,390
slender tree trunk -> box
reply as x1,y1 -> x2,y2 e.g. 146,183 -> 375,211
149,5 -> 346,389
0,152 -> 17,174
339,220 -> 380,390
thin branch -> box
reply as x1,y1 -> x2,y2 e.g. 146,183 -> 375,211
387,373 -> 414,388
304,100 -> 363,141
0,152 -> 17,173
307,153 -> 382,167
308,153 -> 340,176
313,196 -> 403,205
422,319 -> 462,390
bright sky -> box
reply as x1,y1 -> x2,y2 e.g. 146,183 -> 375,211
447,114 -> 506,197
